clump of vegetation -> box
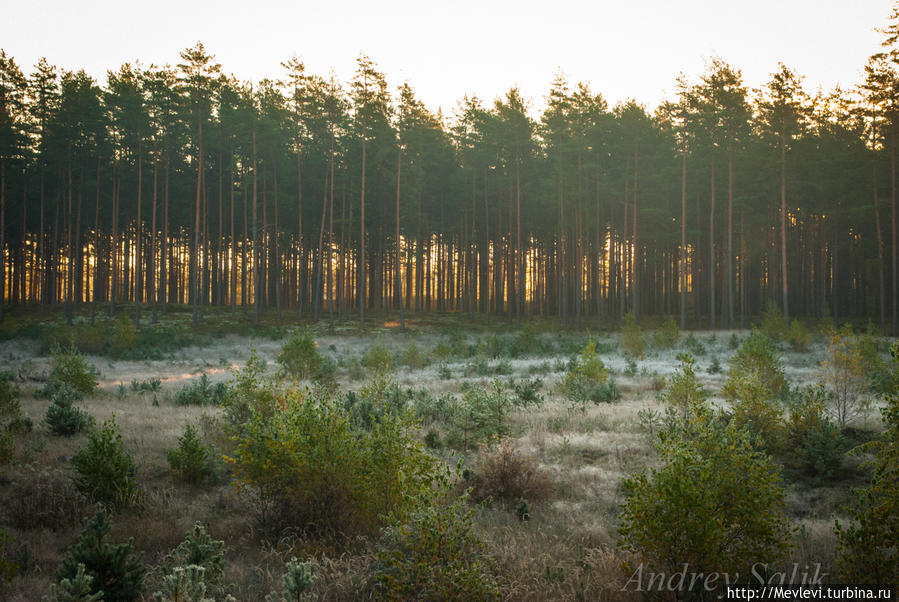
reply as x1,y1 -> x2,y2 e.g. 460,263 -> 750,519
620,312 -> 645,358
618,410 -> 792,580
759,301 -> 788,341
467,437 -> 551,507
726,374 -> 787,453
0,529 -> 19,584
45,562 -> 101,602
277,330 -> 322,379
220,350 -> 278,431
821,326 -> 872,427
44,384 -> 94,436
722,329 -> 787,401
412,389 -> 456,425
226,385 -> 439,537
682,332 -> 707,356
155,522 -> 225,599
43,345 -> 100,398
659,353 -> 707,422
130,377 -> 162,393
651,316 -> 680,349
362,343 -> 393,373
4,466 -> 90,530
563,338 -> 609,408
374,490 -> 499,600
446,381 -> 515,450
787,319 -> 812,351
166,423 -> 219,484
71,416 -> 141,508
1,373 -> 27,463
172,373 -> 229,407
511,377 -> 545,407
401,341 -> 427,369
56,506 -> 146,602
836,342 -> 899,586
268,557 -> 315,601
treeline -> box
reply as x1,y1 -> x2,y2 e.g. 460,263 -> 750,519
2,17 -> 899,331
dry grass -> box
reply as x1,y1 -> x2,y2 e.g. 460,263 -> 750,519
0,326 -> 874,599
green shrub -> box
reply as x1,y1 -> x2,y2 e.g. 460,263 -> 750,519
514,323 -> 539,356
268,557 -> 314,602
277,330 -> 322,379
226,385 -> 440,537
160,523 -> 225,593
1,373 -> 24,463
401,342 -> 427,369
45,384 -> 94,436
651,316 -> 680,349
0,529 -> 18,584
618,413 -> 792,579
362,344 -> 393,373
221,350 -> 277,430
822,326 -> 872,427
726,375 -> 787,453
759,301 -> 788,341
57,506 -> 146,602
802,418 -> 845,479
72,417 -> 141,508
374,491 -> 499,600
173,373 -> 228,407
786,385 -> 829,446
152,565 -> 212,602
659,353 -> 708,422
620,312 -> 645,358
412,390 -> 456,425
835,343 -> 899,587
166,423 -> 217,484
44,345 -> 100,398
446,382 -> 514,450
682,333 -> 707,356
512,377 -> 544,408
722,330 -> 787,402
45,562 -> 103,601
563,338 -> 608,406
787,320 -> 811,352
437,363 -> 452,380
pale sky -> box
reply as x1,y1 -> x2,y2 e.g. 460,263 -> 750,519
2,0 -> 895,118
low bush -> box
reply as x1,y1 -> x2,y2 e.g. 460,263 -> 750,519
57,506 -> 146,602
71,416 -> 141,508
160,522 -> 225,593
226,385 -> 440,537
787,319 -> 812,352
726,374 -> 787,453
511,377 -> 545,408
563,338 -> 609,408
44,384 -> 94,436
374,490 -> 499,600
1,373 -> 24,463
166,423 -> 218,484
759,301 -> 788,341
362,344 -> 393,373
651,316 -> 680,349
43,345 -> 100,398
659,353 -> 708,423
467,437 -> 551,506
620,312 -> 645,358
802,418 -> 845,479
722,330 -> 787,402
401,341 -> 427,369
277,330 -> 322,379
173,373 -> 229,407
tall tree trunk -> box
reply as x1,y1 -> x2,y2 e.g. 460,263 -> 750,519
680,152 -> 687,329
781,134 -> 789,319
875,164 -> 886,332
726,152 -> 734,329
151,163 -> 158,324
135,140 -> 143,329
252,131 -> 260,326
396,147 -> 404,331
709,159 -> 716,330
192,120 -> 203,328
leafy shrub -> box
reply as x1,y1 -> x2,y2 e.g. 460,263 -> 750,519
618,413 -> 791,579
787,319 -> 811,352
401,341 -> 427,369
514,323 -> 540,356
44,345 -> 100,398
226,385 -> 440,537
651,316 -> 680,349
446,382 -> 514,450
726,374 -> 787,453
659,353 -> 708,422
467,437 -> 551,506
786,385 -> 829,446
563,338 -> 608,406
152,565 -> 212,602
512,377 -> 544,408
722,330 -> 787,402
437,363 -> 452,380
620,312 -> 645,358
166,423 -> 217,484
423,428 -> 442,450
374,491 -> 499,600
759,301 -> 788,341
277,330 -> 322,379
592,379 -> 622,404
57,506 -> 146,602
682,333 -> 706,356
130,378 -> 161,393
821,326 -> 871,427
836,342 -> 899,586
412,390 -> 456,425
173,373 -> 229,407
221,350 -> 278,431
802,418 -> 845,479
362,344 -> 393,373
708,356 -> 721,374
72,416 -> 141,508
45,384 -> 94,436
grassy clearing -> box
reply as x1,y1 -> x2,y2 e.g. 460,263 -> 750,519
0,309 -> 892,599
